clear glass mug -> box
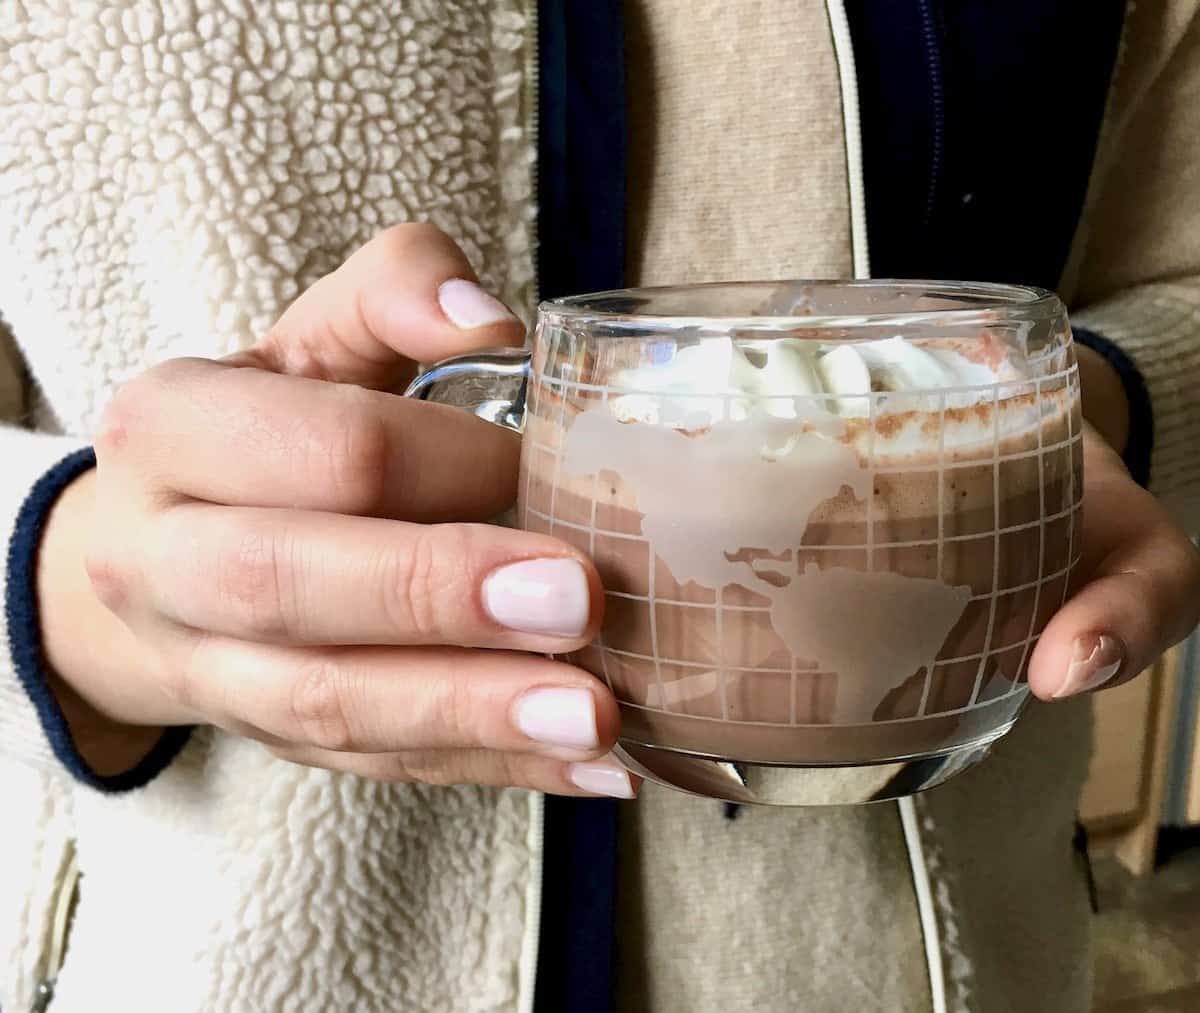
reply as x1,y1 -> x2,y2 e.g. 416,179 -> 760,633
407,281 -> 1082,805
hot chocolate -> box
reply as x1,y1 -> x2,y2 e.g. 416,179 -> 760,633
518,331 -> 1081,765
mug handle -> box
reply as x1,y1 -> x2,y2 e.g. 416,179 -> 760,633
403,347 -> 532,434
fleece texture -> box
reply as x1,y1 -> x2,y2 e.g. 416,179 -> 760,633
0,3 -> 539,1009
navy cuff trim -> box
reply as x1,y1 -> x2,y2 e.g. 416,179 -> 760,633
4,447 -> 193,792
1073,326 -> 1155,488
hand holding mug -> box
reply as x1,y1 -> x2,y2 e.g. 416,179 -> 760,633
38,225 -> 637,799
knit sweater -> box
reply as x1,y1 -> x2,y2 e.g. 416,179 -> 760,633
2,2 -> 1198,1011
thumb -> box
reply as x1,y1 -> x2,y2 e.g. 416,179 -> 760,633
237,223 -> 527,388
1027,434 -> 1200,700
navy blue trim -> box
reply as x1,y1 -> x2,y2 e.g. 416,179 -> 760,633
4,448 -> 192,792
535,795 -> 622,1013
844,0 -> 1126,289
534,3 -> 626,1012
536,0 -> 627,303
1073,326 -> 1155,487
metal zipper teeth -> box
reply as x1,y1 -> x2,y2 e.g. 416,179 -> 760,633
523,0 -> 541,313
915,0 -> 945,231
515,14 -> 545,1012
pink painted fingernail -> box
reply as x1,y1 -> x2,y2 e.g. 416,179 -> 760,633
568,755 -> 636,799
1053,634 -> 1124,698
482,558 -> 589,637
513,687 -> 598,749
438,279 -> 519,329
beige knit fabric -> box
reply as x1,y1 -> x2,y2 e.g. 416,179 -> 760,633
1066,0 -> 1200,528
623,0 -> 853,285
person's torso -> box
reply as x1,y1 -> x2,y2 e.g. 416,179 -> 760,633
2,0 -> 1167,1008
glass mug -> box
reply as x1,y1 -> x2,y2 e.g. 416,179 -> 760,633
407,281 -> 1083,805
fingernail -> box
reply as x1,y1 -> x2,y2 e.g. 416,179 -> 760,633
513,687 -> 599,750
438,279 -> 519,329
482,558 -> 589,637
568,755 -> 636,799
1053,634 -> 1125,698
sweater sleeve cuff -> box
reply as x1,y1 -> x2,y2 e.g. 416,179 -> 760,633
1072,326 -> 1155,488
4,447 -> 193,792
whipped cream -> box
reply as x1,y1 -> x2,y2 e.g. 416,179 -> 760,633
609,336 -> 1021,427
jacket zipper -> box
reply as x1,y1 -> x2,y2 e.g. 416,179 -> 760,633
824,0 -> 871,279
523,0 -> 541,326
517,788 -> 546,1013
516,7 -> 544,1012
826,5 -> 943,1012
915,0 -> 945,231
33,840 -> 80,1012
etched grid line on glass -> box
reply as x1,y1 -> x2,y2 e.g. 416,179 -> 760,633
916,661 -> 935,717
520,366 -> 543,530
601,559 -> 1077,609
534,367 -> 1079,403
716,586 -> 729,719
526,501 -> 1081,548
600,628 -> 1048,672
920,389 -> 950,718
936,390 -> 947,579
545,331 -> 569,530
789,652 -> 798,725
1009,376 -> 1047,699
525,432 -> 1083,474
1059,366 -> 1079,615
969,384 -> 1003,706
873,435 -> 1082,472
619,687 -> 1018,729
866,390 -> 877,571
588,385 -> 615,694
645,518 -> 668,711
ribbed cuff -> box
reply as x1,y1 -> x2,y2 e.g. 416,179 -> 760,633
1073,326 -> 1155,488
4,447 -> 193,792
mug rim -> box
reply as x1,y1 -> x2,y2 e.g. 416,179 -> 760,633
538,279 -> 1065,333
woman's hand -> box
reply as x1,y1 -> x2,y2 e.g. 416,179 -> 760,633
37,224 -> 636,799
1027,348 -> 1200,699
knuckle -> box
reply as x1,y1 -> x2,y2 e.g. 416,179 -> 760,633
322,387 -> 391,513
410,751 -> 504,788
386,527 -> 475,642
375,221 -> 451,259
431,668 -> 480,745
95,359 -> 206,460
289,658 -> 357,752
83,547 -> 132,614
161,637 -> 210,715
383,750 -> 448,785
158,661 -> 195,713
488,750 -> 528,789
214,528 -> 288,640
386,749 -> 535,790
95,393 -> 133,460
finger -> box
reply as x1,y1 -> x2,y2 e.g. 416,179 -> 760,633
1028,456 -> 1200,700
271,745 -> 640,799
151,507 -> 603,650
98,357 -> 519,521
174,639 -> 621,759
236,222 -> 527,389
